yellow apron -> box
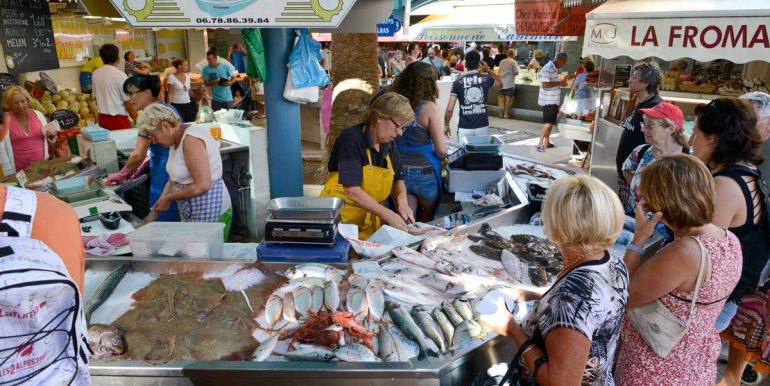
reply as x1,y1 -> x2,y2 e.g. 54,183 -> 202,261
321,145 -> 395,240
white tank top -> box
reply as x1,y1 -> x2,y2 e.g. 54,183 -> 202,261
166,124 -> 223,185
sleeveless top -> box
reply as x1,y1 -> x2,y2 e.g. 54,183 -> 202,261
396,101 -> 432,167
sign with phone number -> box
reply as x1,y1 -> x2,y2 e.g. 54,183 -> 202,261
110,0 -> 357,28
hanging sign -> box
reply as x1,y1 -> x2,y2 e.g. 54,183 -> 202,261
109,0 -> 357,28
377,14 -> 401,37
515,0 -> 591,36
49,109 -> 79,130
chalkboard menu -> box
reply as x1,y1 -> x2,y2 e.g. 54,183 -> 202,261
49,109 -> 79,130
0,72 -> 17,93
0,0 -> 58,74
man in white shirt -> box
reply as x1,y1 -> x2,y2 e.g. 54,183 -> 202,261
92,44 -> 136,130
536,52 -> 568,152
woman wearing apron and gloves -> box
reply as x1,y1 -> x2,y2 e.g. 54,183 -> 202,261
137,104 -> 232,239
321,92 -> 415,240
105,75 -> 180,221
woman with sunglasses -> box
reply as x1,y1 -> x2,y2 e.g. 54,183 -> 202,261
620,101 -> 689,215
320,92 -> 415,239
165,59 -> 197,123
105,75 -> 181,221
691,97 -> 770,386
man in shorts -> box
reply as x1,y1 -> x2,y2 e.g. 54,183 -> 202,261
536,53 -> 568,152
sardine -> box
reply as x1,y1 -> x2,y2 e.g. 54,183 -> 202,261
310,285 -> 324,313
285,263 -> 343,284
86,263 -> 130,322
386,301 -> 438,360
365,279 -> 385,322
334,343 -> 380,362
453,298 -> 474,321
294,287 -> 312,319
264,294 -> 283,327
252,334 -> 279,361
323,280 -> 340,311
452,320 -> 486,350
282,346 -> 336,361
432,308 -> 455,345
87,324 -> 124,359
411,308 -> 447,354
282,292 -> 298,323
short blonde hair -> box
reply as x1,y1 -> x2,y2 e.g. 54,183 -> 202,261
135,103 -> 179,137
645,116 -> 690,147
542,175 -> 624,254
2,86 -> 32,111
640,154 -> 714,228
364,92 -> 415,124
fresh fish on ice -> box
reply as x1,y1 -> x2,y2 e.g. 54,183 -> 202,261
451,320 -> 486,350
252,334 -> 279,362
365,279 -> 385,321
310,285 -> 324,313
323,280 -> 340,311
411,308 -> 447,354
334,343 -> 380,362
386,301 -> 438,359
86,263 -> 130,323
285,263 -> 343,284
432,308 -> 455,346
293,286 -> 313,319
282,346 -> 336,362
441,301 -> 465,326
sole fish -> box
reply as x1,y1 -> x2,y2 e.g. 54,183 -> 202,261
86,263 -> 130,323
386,301 -> 438,360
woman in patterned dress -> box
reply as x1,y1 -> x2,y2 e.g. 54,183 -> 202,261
615,154 -> 743,386
483,175 -> 629,385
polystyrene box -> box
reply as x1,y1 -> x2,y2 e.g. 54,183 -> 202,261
127,222 -> 225,259
446,166 -> 506,193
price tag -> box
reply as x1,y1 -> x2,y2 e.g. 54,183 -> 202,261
15,170 -> 28,188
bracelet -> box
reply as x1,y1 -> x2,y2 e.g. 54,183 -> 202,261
531,355 -> 548,382
444,123 -> 450,128
520,345 -> 538,358
626,243 -> 645,255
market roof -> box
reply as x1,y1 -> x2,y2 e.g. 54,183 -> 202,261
582,0 -> 770,63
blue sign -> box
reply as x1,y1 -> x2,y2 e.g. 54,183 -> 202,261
377,14 -> 402,37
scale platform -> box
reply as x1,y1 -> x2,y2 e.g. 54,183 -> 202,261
258,234 -> 350,263
264,214 -> 340,246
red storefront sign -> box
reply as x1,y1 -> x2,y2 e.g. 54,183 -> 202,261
515,0 -> 591,36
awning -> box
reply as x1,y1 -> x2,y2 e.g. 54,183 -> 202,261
408,1 -> 576,42
582,0 -> 770,63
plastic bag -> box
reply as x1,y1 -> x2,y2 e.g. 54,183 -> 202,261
288,29 -> 329,89
284,70 -> 319,104
196,105 -> 213,123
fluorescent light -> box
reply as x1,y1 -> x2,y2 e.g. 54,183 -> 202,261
83,16 -> 101,19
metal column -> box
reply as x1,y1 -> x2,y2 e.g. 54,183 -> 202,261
263,28 -> 303,198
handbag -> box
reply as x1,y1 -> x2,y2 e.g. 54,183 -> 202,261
626,236 -> 710,358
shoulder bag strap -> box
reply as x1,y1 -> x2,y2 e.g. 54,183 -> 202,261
683,236 -> 708,329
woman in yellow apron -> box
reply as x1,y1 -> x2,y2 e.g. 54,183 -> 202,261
321,92 -> 416,239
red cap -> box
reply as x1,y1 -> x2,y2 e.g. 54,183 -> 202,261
639,102 -> 684,132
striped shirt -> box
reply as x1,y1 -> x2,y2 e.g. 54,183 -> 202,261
538,60 -> 562,106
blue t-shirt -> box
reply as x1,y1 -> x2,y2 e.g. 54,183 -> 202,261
450,71 -> 495,129
202,64 -> 234,102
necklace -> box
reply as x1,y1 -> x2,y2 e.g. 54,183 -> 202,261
558,252 -> 589,278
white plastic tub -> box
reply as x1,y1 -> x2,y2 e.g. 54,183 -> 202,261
127,222 -> 225,259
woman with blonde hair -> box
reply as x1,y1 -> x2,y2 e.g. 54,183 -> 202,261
482,175 -> 629,385
138,103 -> 232,239
321,92 -> 415,239
0,86 -> 55,176
621,101 -> 689,215
615,154 -> 742,386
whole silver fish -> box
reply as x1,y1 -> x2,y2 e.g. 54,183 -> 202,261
411,308 -> 447,354
264,294 -> 283,327
452,320 -> 486,350
282,346 -> 336,361
252,334 -> 280,362
310,285 -> 324,313
334,343 -> 380,362
86,263 -> 130,323
348,273 -> 369,290
323,279 -> 340,311
365,279 -> 385,321
388,323 -> 419,360
293,286 -> 312,319
378,323 -> 400,362
432,308 -> 455,346
393,246 -> 455,274
386,301 -> 438,360
347,288 -> 369,321
285,263 -> 343,284
453,298 -> 474,321
442,301 -> 465,326
282,292 -> 298,323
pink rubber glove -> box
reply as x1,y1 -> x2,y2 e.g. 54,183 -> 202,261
129,156 -> 151,179
105,167 -> 131,186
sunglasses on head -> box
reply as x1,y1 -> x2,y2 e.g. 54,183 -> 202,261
707,98 -> 726,120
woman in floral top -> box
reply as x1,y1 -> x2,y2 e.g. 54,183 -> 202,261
483,175 -> 628,385
621,101 -> 688,215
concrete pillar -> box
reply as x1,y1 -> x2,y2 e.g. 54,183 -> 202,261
264,28 -> 303,198
321,33 -> 379,180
